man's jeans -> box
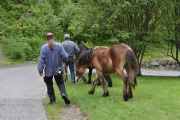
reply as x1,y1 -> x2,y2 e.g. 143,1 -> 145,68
68,62 -> 76,83
44,73 -> 67,102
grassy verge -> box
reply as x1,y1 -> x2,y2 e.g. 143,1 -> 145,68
44,76 -> 180,120
44,98 -> 63,120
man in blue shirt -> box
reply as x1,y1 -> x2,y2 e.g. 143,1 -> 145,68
38,32 -> 70,105
62,34 -> 80,84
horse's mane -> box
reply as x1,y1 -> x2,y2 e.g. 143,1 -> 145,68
78,48 -> 93,66
79,42 -> 89,51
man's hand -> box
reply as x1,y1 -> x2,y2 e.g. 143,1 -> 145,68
39,72 -> 43,77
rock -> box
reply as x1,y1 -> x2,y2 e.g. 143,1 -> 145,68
160,60 -> 168,66
159,65 -> 165,70
171,64 -> 177,69
143,59 -> 180,70
165,64 -> 171,69
168,60 -> 174,65
143,62 -> 150,68
150,61 -> 160,67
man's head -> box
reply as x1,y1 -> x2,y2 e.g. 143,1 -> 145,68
46,32 -> 54,48
64,33 -> 70,40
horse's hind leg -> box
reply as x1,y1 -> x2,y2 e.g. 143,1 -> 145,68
123,78 -> 129,101
127,68 -> 136,99
116,68 -> 129,101
127,72 -> 133,99
128,84 -> 133,99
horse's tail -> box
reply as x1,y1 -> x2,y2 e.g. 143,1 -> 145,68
125,50 -> 139,89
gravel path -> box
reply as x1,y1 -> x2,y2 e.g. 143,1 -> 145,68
60,105 -> 87,120
0,64 -> 47,120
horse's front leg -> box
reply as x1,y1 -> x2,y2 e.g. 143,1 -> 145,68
104,74 -> 112,87
87,67 -> 93,84
100,74 -> 109,97
88,73 -> 98,95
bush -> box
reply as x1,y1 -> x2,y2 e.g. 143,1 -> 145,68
0,0 -> 64,60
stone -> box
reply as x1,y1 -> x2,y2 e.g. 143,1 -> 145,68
159,60 -> 168,66
150,61 -> 160,67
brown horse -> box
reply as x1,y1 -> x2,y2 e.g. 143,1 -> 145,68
76,43 -> 138,101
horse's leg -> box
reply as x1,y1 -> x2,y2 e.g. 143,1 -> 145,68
88,79 -> 98,95
123,77 -> 129,101
88,67 -> 93,84
104,74 -> 112,87
81,76 -> 87,83
96,77 -> 101,86
127,68 -> 136,99
100,74 -> 109,97
128,85 -> 133,99
89,59 -> 104,95
88,73 -> 99,95
116,68 -> 129,101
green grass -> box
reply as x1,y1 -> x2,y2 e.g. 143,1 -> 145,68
44,76 -> 180,120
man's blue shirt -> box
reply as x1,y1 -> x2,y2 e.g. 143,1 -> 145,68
37,42 -> 68,77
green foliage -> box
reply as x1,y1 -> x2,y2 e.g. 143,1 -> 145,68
0,0 -> 178,61
0,0 -> 63,60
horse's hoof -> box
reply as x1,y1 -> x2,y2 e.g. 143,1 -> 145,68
102,91 -> 109,97
88,90 -> 94,95
123,95 -> 129,101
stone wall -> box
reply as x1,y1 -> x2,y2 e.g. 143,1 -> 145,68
142,59 -> 180,70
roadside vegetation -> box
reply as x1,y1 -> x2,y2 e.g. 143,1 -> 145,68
1,0 -> 179,69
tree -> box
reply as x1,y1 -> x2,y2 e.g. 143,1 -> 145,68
166,0 -> 180,65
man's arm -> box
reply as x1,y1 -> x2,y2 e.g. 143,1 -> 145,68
59,44 -> 69,62
37,46 -> 46,76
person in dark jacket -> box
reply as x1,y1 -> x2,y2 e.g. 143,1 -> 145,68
62,34 -> 80,84
38,32 -> 70,105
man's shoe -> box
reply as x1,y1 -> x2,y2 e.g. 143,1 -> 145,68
62,96 -> 70,105
49,98 -> 56,105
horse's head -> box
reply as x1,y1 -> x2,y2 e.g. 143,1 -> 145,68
76,49 -> 93,80
78,42 -> 89,53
